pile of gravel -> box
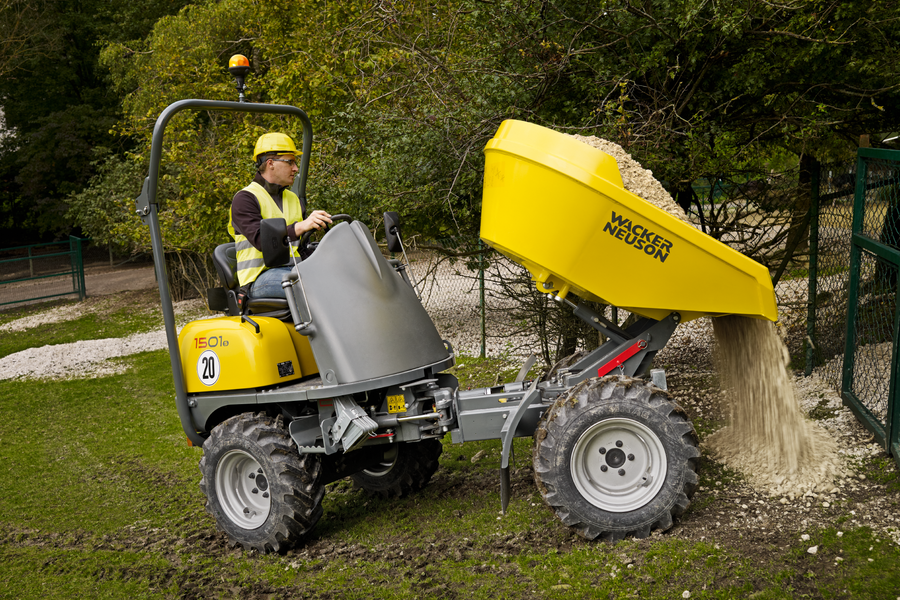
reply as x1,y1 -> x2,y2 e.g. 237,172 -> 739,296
0,302 -> 90,333
706,315 -> 847,497
0,300 -> 210,381
571,134 -> 690,222
0,330 -> 170,381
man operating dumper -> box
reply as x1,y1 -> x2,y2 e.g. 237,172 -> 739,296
228,132 -> 332,299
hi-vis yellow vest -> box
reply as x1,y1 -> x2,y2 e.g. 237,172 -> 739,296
228,181 -> 304,287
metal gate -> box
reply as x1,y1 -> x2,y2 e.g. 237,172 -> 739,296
842,148 -> 900,467
0,237 -> 88,307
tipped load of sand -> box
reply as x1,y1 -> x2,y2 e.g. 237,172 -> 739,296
706,315 -> 847,496
570,134 -> 689,222
570,133 -> 846,497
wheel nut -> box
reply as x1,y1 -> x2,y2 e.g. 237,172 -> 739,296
249,473 -> 255,479
263,492 -> 269,498
615,440 -> 623,447
599,447 -> 607,455
600,465 -> 608,472
628,454 -> 635,461
251,488 -> 258,494
618,469 -> 626,476
257,468 -> 263,474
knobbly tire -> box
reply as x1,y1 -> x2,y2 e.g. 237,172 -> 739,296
533,376 -> 699,541
199,412 -> 324,553
350,438 -> 442,498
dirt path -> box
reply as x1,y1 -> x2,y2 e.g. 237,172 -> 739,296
1,261 -> 157,311
83,263 -> 157,296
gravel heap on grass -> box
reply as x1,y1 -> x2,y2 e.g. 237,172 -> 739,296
0,299 -> 211,381
0,301 -> 91,332
0,330 -> 170,381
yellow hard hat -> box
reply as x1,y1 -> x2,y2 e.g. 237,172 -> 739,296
253,133 -> 299,161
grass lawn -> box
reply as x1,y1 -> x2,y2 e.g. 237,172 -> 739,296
0,295 -> 898,599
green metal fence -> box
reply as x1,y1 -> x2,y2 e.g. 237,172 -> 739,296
805,160 -> 857,380
841,148 -> 900,465
0,237 -> 89,307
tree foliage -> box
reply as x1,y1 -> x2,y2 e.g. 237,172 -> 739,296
0,0 -> 58,80
78,0 -> 540,254
37,0 -> 900,349
70,0 -> 900,250
0,0 -> 193,244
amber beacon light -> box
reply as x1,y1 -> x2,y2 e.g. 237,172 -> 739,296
228,54 -> 251,102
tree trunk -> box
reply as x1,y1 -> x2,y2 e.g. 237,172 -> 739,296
674,184 -> 707,233
784,154 -> 815,261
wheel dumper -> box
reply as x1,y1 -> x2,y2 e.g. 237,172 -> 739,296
140,60 -> 777,551
477,119 -> 778,538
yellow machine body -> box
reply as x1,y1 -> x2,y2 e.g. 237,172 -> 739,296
179,317 -> 318,393
480,120 -> 778,323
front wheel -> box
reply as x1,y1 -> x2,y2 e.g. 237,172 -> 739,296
533,376 -> 699,541
350,439 -> 442,498
199,413 -> 324,553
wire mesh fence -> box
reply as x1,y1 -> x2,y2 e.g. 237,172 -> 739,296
848,250 -> 895,423
841,150 -> 899,456
806,162 -> 858,388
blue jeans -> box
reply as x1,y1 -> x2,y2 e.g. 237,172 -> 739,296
249,266 -> 293,299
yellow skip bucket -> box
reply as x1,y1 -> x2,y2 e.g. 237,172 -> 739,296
480,120 -> 778,322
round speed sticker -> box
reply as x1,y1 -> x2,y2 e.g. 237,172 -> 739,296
197,350 -> 221,386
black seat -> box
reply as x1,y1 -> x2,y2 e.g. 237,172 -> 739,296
210,243 -> 290,319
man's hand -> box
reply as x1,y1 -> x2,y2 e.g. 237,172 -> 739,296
294,210 -> 333,236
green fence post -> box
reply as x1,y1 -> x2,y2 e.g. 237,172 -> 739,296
28,245 -> 34,278
841,154 -> 866,409
69,236 -> 77,298
892,269 -> 900,464
806,160 -> 820,376
79,238 -> 87,300
70,236 -> 87,301
479,239 -> 486,358
889,169 -> 900,463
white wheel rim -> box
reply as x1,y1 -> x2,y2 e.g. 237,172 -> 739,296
215,449 -> 271,529
570,417 -> 667,513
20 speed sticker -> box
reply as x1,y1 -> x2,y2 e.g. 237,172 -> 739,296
197,350 -> 220,386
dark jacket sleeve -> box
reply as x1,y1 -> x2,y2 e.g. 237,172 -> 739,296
231,189 -> 265,250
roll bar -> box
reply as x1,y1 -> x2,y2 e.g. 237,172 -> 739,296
136,99 -> 313,446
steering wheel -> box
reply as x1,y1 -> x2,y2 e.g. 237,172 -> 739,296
298,213 -> 353,259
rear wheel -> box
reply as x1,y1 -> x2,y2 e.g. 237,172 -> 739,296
199,413 -> 324,553
350,439 -> 443,498
533,376 -> 699,541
